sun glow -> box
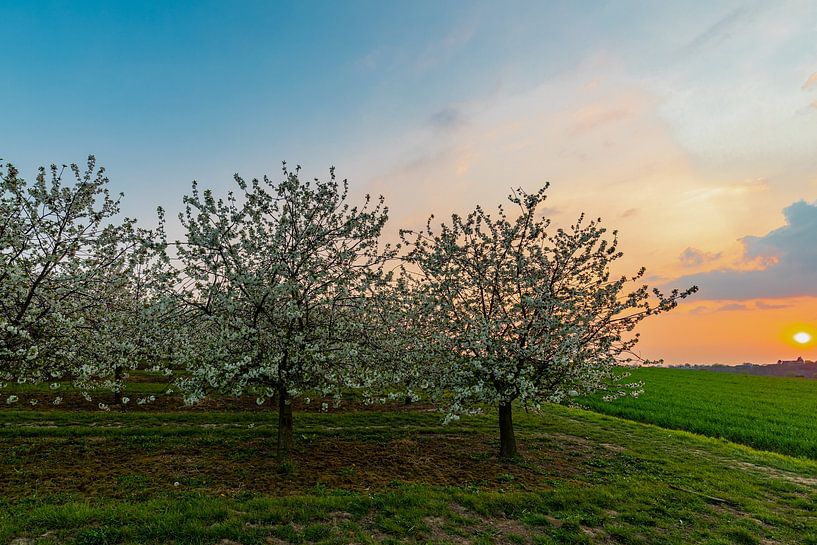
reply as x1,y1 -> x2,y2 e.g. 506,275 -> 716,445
794,332 -> 812,344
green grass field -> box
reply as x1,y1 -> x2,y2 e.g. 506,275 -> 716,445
582,367 -> 817,460
3,370 -> 817,544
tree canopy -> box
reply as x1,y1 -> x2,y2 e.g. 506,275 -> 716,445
400,186 -> 696,457
166,164 -> 397,457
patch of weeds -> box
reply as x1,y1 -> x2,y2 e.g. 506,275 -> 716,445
519,513 -> 556,527
271,524 -> 301,543
115,474 -> 149,493
234,489 -> 258,502
277,459 -> 297,475
310,483 -> 331,497
74,527 -> 124,545
121,434 -> 163,452
460,483 -> 482,495
604,523 -> 646,545
336,466 -> 356,477
3,444 -> 31,464
472,533 -> 496,545
302,523 -> 331,541
725,528 -> 760,545
542,520 -> 590,545
178,477 -> 209,487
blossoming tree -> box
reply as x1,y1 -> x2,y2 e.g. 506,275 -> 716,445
400,185 -> 696,459
71,234 -> 177,406
169,164 -> 396,458
0,157 -> 161,403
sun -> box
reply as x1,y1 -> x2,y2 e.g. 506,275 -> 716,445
782,324 -> 815,347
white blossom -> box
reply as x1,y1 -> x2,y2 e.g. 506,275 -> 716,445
0,157 -> 175,404
398,185 -> 696,457
164,164 -> 397,458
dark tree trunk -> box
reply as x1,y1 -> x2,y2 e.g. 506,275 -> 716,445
277,388 -> 294,460
498,401 -> 517,460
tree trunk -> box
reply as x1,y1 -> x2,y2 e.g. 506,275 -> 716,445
277,388 -> 294,460
498,401 -> 517,460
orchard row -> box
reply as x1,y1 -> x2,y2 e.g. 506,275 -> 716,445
0,157 -> 695,458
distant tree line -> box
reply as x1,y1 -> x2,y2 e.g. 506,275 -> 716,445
0,156 -> 695,459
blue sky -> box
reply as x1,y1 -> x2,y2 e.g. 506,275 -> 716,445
7,0 -> 802,211
2,0 -> 562,205
3,1 -> 817,361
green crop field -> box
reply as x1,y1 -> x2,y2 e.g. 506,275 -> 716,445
582,367 -> 817,460
3,372 -> 817,545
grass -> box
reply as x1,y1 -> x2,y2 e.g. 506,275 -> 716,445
582,367 -> 817,459
3,369 -> 817,543
3,401 -> 817,543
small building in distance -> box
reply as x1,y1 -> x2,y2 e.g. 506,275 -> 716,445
777,356 -> 806,365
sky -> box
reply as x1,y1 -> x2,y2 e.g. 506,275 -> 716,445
2,0 -> 817,364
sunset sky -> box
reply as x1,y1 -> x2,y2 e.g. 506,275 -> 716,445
2,1 -> 817,364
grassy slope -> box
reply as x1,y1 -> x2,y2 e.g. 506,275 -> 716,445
2,403 -> 817,545
582,367 -> 817,459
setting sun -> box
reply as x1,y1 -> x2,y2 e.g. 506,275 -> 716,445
794,332 -> 812,344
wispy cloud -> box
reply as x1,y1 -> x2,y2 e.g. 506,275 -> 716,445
415,16 -> 478,73
680,178 -> 769,204
756,301 -> 791,310
717,303 -> 749,312
677,6 -> 751,57
687,300 -> 792,315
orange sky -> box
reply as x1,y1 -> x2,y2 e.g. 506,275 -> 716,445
636,298 -> 817,364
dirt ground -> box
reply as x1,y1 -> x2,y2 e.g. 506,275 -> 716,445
0,431 -> 593,500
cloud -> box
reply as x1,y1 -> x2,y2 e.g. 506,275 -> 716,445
755,301 -> 791,310
429,106 -> 467,132
717,303 -> 749,312
680,178 -> 769,204
669,199 -> 817,299
415,16 -> 478,72
358,54 -> 771,274
803,72 -> 817,91
687,300 -> 792,316
680,6 -> 750,56
679,247 -> 722,267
